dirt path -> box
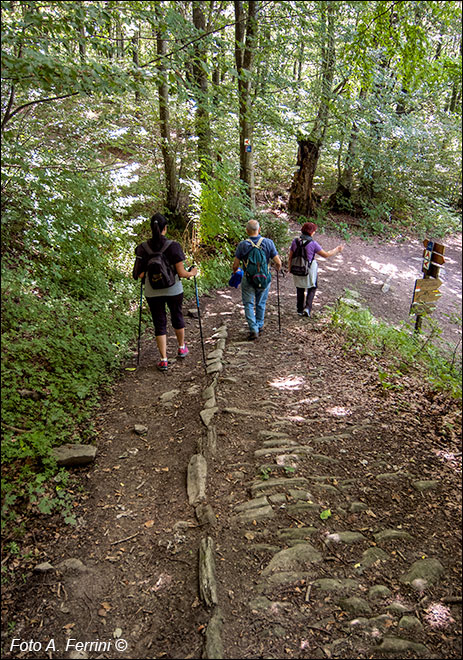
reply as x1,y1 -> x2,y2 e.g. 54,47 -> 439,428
2,230 -> 461,660
279,223 -> 461,348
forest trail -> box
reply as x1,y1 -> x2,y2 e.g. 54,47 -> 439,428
2,231 -> 461,660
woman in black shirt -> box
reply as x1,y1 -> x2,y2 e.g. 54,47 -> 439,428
133,213 -> 198,371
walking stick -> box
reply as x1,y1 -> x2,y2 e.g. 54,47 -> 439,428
137,279 -> 144,366
276,269 -> 281,334
193,273 -> 207,372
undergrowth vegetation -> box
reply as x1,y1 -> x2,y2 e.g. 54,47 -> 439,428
329,293 -> 462,399
1,170 -> 138,531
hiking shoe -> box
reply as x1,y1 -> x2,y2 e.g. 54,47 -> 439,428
303,309 -> 310,317
297,311 -> 303,316
258,327 -> 264,335
177,345 -> 189,358
247,332 -> 259,341
156,359 -> 168,372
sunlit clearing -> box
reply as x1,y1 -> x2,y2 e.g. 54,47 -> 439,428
361,257 -> 398,276
424,603 -> 455,629
269,376 -> 305,390
327,406 -> 351,417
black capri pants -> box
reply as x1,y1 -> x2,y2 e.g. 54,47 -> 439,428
146,293 -> 185,336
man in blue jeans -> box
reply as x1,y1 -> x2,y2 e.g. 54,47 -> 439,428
232,219 -> 282,340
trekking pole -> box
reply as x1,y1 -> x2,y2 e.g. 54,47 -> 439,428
137,279 -> 144,366
191,268 -> 207,372
276,269 -> 281,334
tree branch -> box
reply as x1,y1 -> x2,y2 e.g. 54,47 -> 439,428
2,91 -> 80,131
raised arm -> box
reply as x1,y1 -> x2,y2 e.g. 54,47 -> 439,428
317,245 -> 344,259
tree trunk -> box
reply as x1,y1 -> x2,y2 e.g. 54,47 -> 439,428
288,1 -> 335,217
79,27 -> 86,63
192,1 -> 212,179
328,88 -> 366,211
132,31 -> 140,105
287,139 -> 320,216
155,5 -> 179,217
234,0 -> 257,209
116,16 -> 124,58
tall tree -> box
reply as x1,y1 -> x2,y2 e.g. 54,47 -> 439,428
192,1 -> 212,178
235,0 -> 258,208
155,2 -> 180,217
288,0 -> 336,216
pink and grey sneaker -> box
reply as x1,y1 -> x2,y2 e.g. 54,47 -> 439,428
177,345 -> 189,359
156,359 -> 168,372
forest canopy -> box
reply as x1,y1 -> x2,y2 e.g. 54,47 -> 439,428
1,1 -> 461,525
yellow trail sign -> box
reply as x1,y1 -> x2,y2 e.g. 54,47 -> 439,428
410,278 -> 443,313
410,302 -> 437,315
413,289 -> 442,303
414,278 -> 442,292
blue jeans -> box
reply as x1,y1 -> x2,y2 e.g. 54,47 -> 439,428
241,278 -> 271,334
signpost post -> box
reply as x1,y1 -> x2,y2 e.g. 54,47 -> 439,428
411,239 -> 445,333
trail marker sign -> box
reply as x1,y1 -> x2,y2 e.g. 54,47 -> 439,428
413,239 -> 445,332
422,241 -> 433,271
410,278 -> 443,315
422,239 -> 445,277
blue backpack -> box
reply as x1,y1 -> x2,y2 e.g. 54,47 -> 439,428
243,238 -> 272,289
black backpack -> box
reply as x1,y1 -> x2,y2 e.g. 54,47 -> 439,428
290,237 -> 313,276
142,240 -> 177,289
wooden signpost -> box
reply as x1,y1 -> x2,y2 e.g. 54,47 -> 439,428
411,239 -> 445,332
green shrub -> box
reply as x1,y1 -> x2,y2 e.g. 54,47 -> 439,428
1,168 -> 138,529
187,159 -> 253,257
329,293 -> 462,399
255,211 -> 291,252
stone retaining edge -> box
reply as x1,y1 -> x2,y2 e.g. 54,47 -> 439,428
186,323 -> 228,659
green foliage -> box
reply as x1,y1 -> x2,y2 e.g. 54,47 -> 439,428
259,467 -> 271,481
1,163 -> 136,529
255,211 -> 291,253
195,255 -> 231,293
187,160 -> 253,257
329,294 -> 462,399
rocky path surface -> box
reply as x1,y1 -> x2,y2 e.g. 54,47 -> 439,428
204,299 -> 461,659
2,233 -> 461,660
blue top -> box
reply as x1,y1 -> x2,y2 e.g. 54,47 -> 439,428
235,235 -> 278,262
